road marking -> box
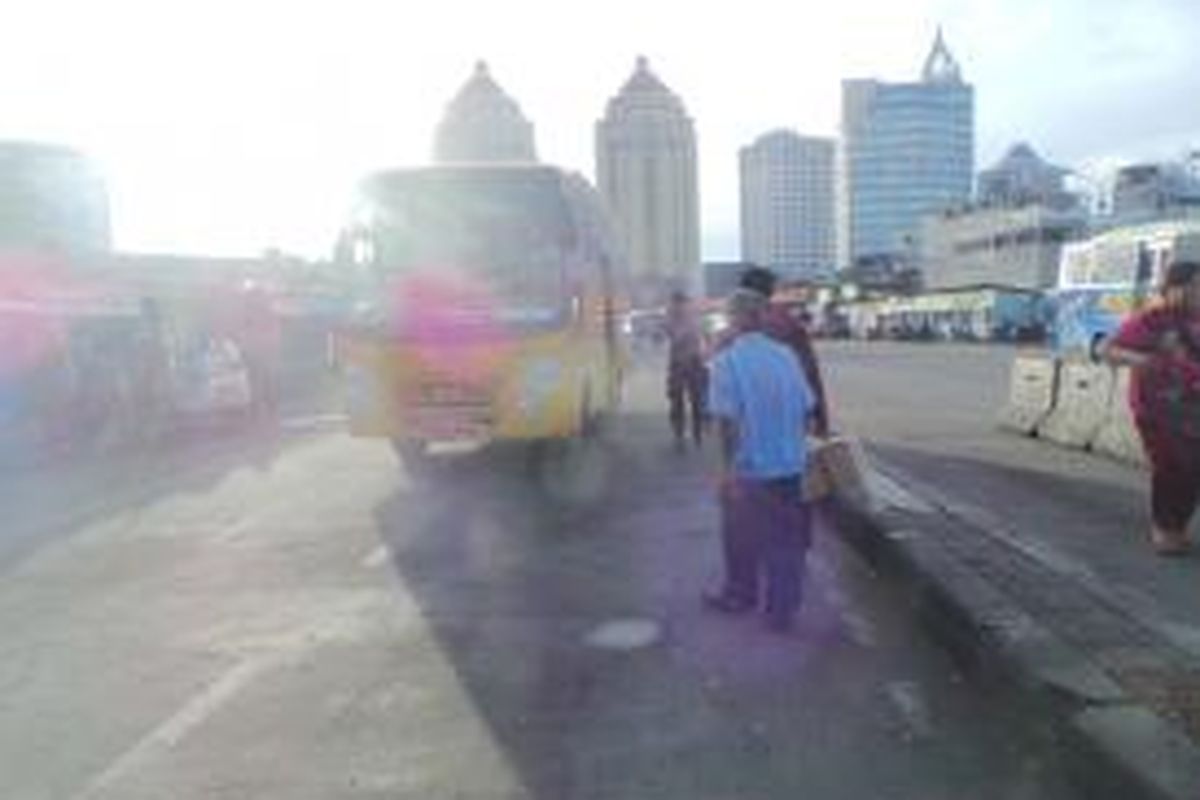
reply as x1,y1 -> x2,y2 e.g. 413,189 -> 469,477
74,657 -> 269,799
361,545 -> 390,569
584,618 -> 662,651
885,680 -> 934,740
886,528 -> 919,541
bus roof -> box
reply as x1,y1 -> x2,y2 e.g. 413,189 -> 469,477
1088,218 -> 1200,246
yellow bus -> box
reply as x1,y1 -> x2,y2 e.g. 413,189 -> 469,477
336,164 -> 629,466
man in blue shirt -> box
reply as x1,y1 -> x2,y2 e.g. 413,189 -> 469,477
705,288 -> 815,633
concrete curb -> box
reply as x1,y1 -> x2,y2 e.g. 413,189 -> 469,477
828,463 -> 1200,800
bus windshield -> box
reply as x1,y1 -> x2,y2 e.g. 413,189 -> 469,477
359,170 -> 574,325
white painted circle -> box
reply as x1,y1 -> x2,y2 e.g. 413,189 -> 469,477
584,618 -> 662,651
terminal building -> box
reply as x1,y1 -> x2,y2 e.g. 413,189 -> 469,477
1108,161 -> 1200,225
844,284 -> 1045,342
918,143 -> 1086,291
919,204 -> 1087,290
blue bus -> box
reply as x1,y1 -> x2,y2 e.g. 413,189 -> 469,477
1051,220 -> 1200,360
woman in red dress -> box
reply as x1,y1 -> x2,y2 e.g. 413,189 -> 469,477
1103,261 -> 1200,555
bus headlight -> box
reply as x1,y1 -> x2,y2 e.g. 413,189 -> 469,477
517,358 -> 563,414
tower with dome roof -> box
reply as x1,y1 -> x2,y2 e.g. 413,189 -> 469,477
434,61 -> 537,164
596,56 -> 700,306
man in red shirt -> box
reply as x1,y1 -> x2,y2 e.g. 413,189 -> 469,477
738,267 -> 830,437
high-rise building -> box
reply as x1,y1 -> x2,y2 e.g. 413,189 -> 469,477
434,61 -> 537,163
740,130 -> 835,282
978,143 -> 1076,209
1110,162 -> 1200,223
596,56 -> 700,305
1185,149 -> 1200,182
838,30 -> 974,268
918,141 -> 1083,291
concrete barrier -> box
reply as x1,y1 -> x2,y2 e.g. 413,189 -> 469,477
1092,368 -> 1148,467
998,354 -> 1060,435
1037,362 -> 1115,449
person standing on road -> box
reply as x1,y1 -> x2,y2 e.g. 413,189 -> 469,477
665,290 -> 708,450
237,284 -> 282,422
1102,261 -> 1200,556
705,289 -> 815,633
738,267 -> 830,437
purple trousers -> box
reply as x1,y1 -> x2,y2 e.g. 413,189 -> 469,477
719,476 -> 813,624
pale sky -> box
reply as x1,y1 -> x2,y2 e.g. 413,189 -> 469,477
3,0 -> 1197,260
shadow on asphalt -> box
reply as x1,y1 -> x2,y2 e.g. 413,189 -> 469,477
370,409 -> 710,798
370,414 -> 1086,799
1,416 -> 310,570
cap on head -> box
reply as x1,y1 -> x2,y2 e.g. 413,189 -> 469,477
727,287 -> 767,330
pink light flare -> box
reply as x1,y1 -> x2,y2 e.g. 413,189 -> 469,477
386,269 -> 514,383
0,252 -> 80,377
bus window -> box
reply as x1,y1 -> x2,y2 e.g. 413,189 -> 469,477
1091,240 -> 1138,286
1135,243 -> 1153,286
1059,246 -> 1093,289
362,171 -> 572,321
1154,246 -> 1172,285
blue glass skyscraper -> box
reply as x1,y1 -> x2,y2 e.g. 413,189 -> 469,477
838,31 -> 974,268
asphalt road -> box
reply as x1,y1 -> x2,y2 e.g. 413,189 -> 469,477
0,360 -> 1078,799
817,340 -> 1016,444
817,340 -> 1200,741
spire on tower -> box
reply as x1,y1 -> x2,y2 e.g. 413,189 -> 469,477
922,26 -> 963,84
